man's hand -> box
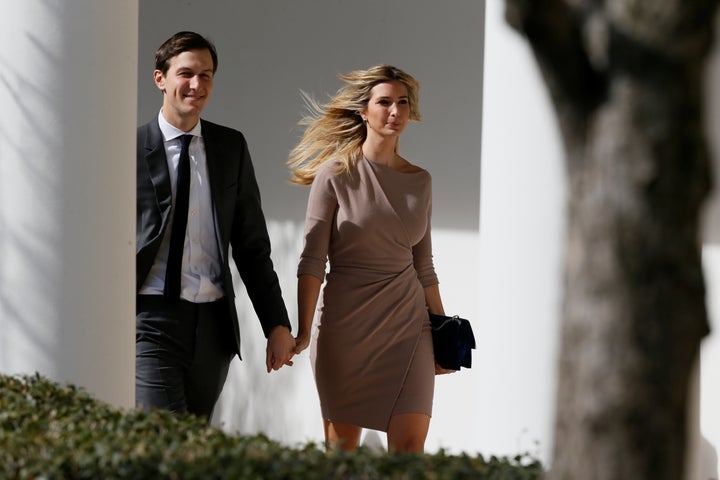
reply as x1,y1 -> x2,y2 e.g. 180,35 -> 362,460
266,325 -> 296,373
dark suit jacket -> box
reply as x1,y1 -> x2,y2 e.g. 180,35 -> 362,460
136,117 -> 291,356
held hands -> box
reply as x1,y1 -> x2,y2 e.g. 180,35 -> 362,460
268,327 -> 456,376
266,325 -> 296,373
265,326 -> 313,373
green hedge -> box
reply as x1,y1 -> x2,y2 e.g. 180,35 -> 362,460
0,374 -> 543,479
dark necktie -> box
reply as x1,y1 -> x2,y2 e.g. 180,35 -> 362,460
164,134 -> 193,301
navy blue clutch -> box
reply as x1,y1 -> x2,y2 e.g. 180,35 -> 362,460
429,313 -> 476,370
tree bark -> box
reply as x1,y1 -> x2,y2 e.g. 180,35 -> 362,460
505,1 -> 717,478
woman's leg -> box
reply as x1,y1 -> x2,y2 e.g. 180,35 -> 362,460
387,413 -> 431,453
324,419 -> 363,451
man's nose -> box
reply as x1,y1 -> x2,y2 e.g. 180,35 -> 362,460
189,75 -> 200,88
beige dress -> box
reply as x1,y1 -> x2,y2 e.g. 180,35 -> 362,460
298,156 -> 438,431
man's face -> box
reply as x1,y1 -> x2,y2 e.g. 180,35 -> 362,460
154,49 -> 214,130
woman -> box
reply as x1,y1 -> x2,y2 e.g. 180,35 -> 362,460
289,65 -> 452,453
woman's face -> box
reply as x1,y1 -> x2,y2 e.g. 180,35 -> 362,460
362,81 -> 410,137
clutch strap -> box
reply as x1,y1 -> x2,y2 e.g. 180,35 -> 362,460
431,315 -> 461,330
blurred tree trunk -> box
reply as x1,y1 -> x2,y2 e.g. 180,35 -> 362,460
504,1 -> 717,479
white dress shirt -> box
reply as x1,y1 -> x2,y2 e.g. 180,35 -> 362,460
138,111 -> 224,302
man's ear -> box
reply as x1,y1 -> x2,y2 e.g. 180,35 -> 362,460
153,70 -> 166,92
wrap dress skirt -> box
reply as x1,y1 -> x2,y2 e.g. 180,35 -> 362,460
297,156 -> 439,431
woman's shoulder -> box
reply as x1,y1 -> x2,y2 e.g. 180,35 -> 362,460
363,155 -> 430,177
315,159 -> 344,181
395,155 -> 430,176
395,163 -> 425,174
312,160 -> 354,190
401,162 -> 432,187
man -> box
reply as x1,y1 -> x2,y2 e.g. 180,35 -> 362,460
136,31 -> 295,419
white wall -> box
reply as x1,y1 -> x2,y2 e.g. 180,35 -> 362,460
138,0 -> 485,454
479,0 -> 565,463
216,226 -> 481,453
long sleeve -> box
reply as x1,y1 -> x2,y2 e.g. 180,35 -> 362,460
412,190 -> 439,288
297,165 -> 338,282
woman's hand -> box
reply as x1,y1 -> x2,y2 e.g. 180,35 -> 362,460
435,363 -> 457,375
294,331 -> 311,355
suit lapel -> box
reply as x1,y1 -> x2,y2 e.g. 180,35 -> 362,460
202,120 -> 224,207
144,120 -> 172,214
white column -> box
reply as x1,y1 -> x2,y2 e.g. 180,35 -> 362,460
0,1 -> 138,407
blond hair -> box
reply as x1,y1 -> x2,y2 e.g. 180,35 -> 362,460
288,65 -> 421,185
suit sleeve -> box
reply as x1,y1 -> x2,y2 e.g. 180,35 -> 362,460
230,134 -> 291,337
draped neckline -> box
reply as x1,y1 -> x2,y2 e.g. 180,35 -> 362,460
363,155 -> 426,175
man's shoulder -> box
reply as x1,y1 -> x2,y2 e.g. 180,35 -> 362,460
201,119 -> 244,138
200,120 -> 249,154
136,119 -> 161,156
137,118 -> 159,138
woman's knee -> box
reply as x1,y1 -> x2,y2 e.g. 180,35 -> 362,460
389,436 -> 426,453
387,413 -> 430,453
325,420 -> 362,451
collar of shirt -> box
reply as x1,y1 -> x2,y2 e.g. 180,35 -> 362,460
157,110 -> 203,140
142,109 -> 224,303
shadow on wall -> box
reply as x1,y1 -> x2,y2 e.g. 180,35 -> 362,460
0,33 -> 65,374
211,221 -> 324,444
